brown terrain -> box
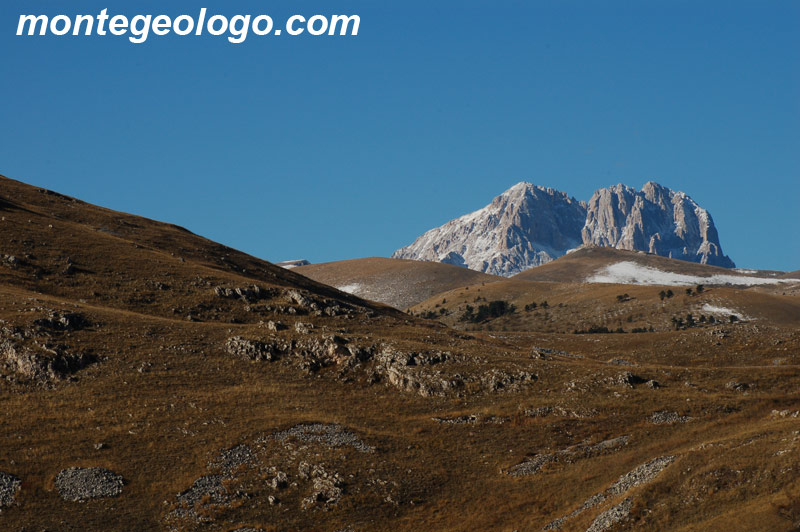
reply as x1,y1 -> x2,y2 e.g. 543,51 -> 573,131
1,173 -> 800,531
295,257 -> 501,309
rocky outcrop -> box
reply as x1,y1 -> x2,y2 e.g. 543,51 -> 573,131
2,340 -> 97,384
582,182 -> 734,267
394,181 -> 734,276
393,183 -> 587,276
223,332 -> 535,398
225,336 -> 281,361
33,311 -> 90,332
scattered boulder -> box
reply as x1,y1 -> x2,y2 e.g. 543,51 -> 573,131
34,311 -> 90,332
2,254 -> 20,268
481,369 -> 537,392
214,285 -> 274,303
295,322 -> 314,334
304,475 -> 344,508
270,471 -> 289,490
299,463 -> 344,508
55,467 -> 123,501
267,320 -> 287,332
287,289 -> 314,308
284,289 -> 353,317
615,371 -> 648,388
725,381 -> 750,392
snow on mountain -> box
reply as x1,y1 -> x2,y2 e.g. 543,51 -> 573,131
586,261 -> 786,287
276,259 -> 311,269
394,181 -> 737,276
392,183 -> 587,276
582,182 -> 735,268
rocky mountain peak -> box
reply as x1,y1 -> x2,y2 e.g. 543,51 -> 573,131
582,182 -> 734,268
392,182 -> 587,276
393,180 -> 735,276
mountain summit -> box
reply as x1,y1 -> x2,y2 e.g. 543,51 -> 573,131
392,183 -> 587,276
582,181 -> 734,268
393,181 -> 734,276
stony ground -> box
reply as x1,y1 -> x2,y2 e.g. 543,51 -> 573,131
1,175 -> 799,531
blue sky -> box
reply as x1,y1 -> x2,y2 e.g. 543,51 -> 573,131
1,1 -> 798,270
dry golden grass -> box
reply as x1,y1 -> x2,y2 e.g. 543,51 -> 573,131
296,256 -> 502,309
0,174 -> 799,531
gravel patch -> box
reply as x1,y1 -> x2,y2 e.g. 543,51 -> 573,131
55,467 -> 123,501
607,456 -> 675,495
176,474 -> 228,506
0,472 -> 21,507
649,411 -> 691,424
433,414 -> 480,425
509,436 -> 629,477
433,414 -> 508,425
271,423 -> 374,453
542,455 -> 674,530
524,406 -> 596,419
210,444 -> 255,476
607,359 -> 635,366
586,498 -> 633,532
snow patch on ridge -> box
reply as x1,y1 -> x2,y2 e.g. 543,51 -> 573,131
336,283 -> 363,295
587,262 -> 789,287
701,304 -> 749,320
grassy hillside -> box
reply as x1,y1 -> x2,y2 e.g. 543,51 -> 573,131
295,257 -> 500,309
1,174 -> 799,531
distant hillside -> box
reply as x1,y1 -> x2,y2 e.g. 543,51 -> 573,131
295,257 -> 501,309
412,269 -> 800,334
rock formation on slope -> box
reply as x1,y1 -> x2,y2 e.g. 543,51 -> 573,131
393,181 -> 734,276
392,183 -> 587,276
582,182 -> 734,268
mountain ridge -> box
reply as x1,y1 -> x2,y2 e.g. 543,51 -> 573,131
393,181 -> 735,276
392,182 -> 587,276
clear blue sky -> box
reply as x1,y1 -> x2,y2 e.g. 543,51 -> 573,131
1,1 -> 798,270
